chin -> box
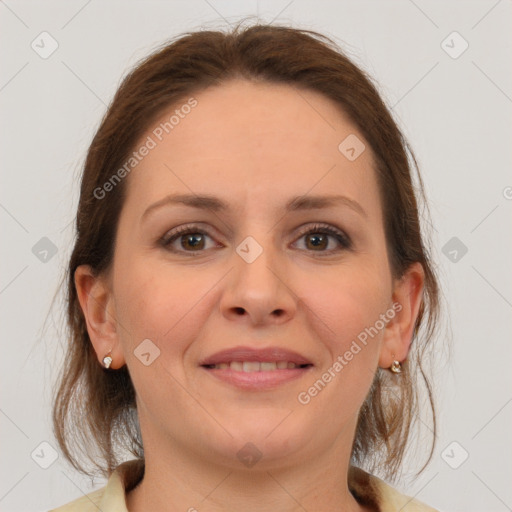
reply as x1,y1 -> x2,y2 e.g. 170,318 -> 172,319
206,416 -> 311,469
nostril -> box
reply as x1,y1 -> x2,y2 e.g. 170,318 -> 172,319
234,307 -> 245,315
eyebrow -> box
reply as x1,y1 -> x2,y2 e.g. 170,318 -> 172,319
141,193 -> 368,222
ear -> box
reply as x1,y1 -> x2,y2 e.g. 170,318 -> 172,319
74,264 -> 126,370
379,261 -> 425,368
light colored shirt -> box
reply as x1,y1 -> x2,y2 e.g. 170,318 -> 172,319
49,459 -> 440,511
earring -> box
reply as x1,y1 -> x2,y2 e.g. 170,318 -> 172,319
102,352 -> 113,369
390,357 -> 402,374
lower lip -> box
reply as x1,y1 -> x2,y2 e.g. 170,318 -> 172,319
201,366 -> 313,390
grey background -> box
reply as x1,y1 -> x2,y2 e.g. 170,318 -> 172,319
1,1 -> 511,511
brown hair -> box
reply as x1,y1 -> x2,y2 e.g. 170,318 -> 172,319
51,20 -> 444,483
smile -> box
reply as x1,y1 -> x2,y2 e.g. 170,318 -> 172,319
204,361 -> 312,371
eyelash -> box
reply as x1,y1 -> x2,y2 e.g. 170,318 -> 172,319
159,223 -> 352,256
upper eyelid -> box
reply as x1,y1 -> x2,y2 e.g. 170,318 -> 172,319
162,221 -> 346,237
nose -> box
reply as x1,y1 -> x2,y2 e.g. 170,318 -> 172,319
220,237 -> 297,327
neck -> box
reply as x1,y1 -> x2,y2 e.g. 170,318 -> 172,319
126,430 -> 370,512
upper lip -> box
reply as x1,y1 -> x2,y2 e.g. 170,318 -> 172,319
199,346 -> 313,366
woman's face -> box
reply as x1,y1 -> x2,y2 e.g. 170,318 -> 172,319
79,79 -> 423,470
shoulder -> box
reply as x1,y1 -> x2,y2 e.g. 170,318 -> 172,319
49,459 -> 144,512
348,465 -> 441,512
49,487 -> 106,512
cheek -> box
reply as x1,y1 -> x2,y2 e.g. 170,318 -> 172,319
299,264 -> 389,350
295,263 -> 389,411
113,261 -> 216,361
297,282 -> 385,422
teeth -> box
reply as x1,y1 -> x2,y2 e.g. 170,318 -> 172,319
242,361 -> 260,372
210,361 -> 301,371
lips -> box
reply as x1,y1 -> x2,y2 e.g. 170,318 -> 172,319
199,346 -> 313,390
199,346 -> 313,368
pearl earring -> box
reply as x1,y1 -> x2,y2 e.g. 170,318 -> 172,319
102,352 -> 113,369
389,355 -> 402,374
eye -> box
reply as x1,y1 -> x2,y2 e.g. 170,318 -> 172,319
160,224 -> 220,253
160,222 -> 352,255
293,223 -> 352,253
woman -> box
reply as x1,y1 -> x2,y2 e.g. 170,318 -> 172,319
51,21 -> 442,512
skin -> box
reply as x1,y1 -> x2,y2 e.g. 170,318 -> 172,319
75,79 -> 424,512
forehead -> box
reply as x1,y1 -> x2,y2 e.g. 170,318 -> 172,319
123,79 -> 381,218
